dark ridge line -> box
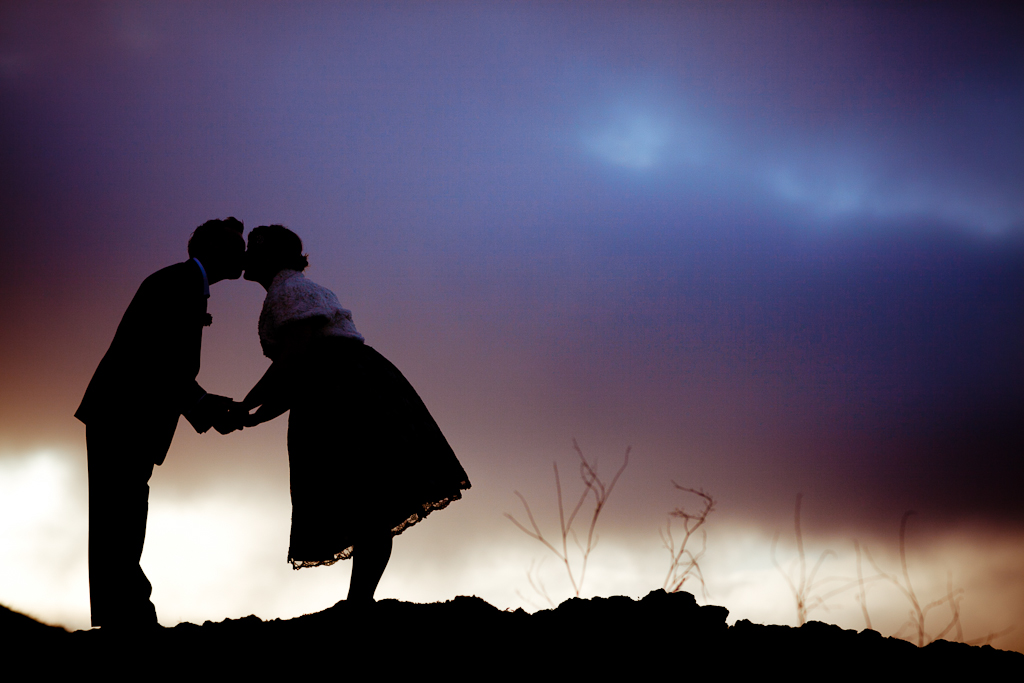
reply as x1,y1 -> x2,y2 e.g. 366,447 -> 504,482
4,591 -> 1019,673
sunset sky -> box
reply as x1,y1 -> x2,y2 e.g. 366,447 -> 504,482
2,2 -> 1022,651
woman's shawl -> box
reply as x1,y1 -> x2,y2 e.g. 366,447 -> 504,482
258,269 -> 363,360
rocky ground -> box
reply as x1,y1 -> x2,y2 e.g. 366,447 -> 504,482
5,590 -> 1019,675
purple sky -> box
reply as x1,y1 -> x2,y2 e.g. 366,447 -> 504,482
1,2 -> 1022,646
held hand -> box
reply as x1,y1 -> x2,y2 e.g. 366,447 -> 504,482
187,393 -> 235,434
212,401 -> 246,435
243,409 -> 263,429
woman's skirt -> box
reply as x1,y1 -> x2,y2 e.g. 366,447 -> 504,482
285,336 -> 470,568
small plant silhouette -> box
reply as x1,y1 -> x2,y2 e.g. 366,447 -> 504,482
774,496 -> 1012,646
771,494 -> 866,626
505,440 -> 629,607
661,484 -> 715,599
857,512 -> 1012,647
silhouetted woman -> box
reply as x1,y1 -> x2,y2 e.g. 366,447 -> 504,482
238,225 -> 470,603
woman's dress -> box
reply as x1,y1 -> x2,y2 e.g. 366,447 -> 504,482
259,269 -> 471,568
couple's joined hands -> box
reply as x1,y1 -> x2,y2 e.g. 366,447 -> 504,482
187,393 -> 259,435
212,401 -> 259,435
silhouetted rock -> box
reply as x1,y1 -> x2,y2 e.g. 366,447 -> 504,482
1,604 -> 67,644
5,591 -> 1019,675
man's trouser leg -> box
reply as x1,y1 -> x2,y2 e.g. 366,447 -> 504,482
87,424 -> 158,627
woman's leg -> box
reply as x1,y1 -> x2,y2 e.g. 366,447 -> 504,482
347,528 -> 393,603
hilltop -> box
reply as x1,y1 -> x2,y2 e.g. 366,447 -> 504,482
5,591 -> 1018,675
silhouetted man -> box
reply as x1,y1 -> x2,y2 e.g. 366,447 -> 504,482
75,218 -> 245,628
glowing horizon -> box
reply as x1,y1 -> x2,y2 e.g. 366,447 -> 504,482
2,448 -> 1020,651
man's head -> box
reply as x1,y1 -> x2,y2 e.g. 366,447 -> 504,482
188,217 -> 245,283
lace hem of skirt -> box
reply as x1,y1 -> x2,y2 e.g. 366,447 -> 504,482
288,481 -> 471,570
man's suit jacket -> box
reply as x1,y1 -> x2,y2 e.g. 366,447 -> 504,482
76,260 -> 208,465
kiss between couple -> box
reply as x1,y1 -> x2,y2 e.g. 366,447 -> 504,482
75,218 -> 471,628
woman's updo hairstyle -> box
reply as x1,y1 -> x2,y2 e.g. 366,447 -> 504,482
248,224 -> 309,272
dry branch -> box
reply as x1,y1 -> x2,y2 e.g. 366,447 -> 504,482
661,484 -> 715,598
861,512 -> 968,647
505,440 -> 629,602
772,494 -> 869,626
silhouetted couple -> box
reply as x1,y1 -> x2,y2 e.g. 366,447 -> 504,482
76,218 -> 470,628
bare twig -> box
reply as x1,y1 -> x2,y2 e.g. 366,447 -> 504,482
964,625 -> 1016,647
505,440 -> 629,601
516,559 -> 556,610
854,540 -> 872,630
772,494 -> 866,626
862,512 -> 967,647
778,500 -> 1011,646
661,485 -> 715,599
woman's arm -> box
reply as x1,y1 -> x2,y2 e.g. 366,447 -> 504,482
241,361 -> 284,412
239,363 -> 289,426
241,316 -> 327,428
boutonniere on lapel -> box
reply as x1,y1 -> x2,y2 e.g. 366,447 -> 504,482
202,313 -> 213,327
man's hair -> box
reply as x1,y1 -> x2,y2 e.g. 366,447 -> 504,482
188,217 -> 245,261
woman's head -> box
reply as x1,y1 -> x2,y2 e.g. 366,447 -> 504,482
244,225 -> 309,285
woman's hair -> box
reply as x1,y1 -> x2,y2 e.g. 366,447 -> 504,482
247,224 -> 309,272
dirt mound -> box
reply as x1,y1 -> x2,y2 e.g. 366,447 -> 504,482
5,591 -> 1018,675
